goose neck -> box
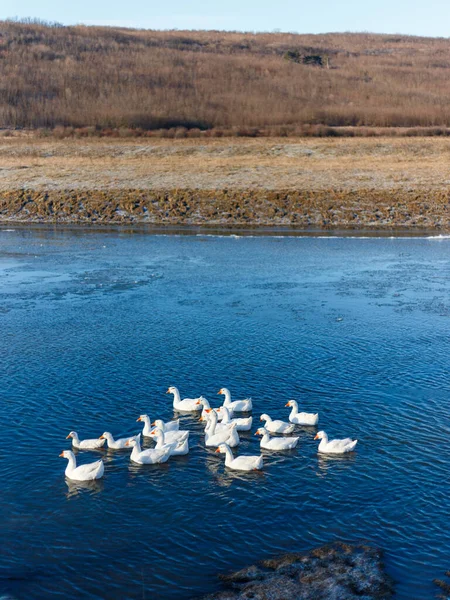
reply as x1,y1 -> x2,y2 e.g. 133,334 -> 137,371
261,431 -> 271,443
65,452 -> 77,473
318,433 -> 328,449
222,445 -> 234,465
206,412 -> 218,434
221,407 -> 231,423
154,432 -> 165,448
141,416 -> 152,434
222,389 -> 231,404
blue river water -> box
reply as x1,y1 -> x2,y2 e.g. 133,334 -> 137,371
1,227 -> 449,600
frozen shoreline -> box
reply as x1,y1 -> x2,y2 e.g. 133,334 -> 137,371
1,138 -> 450,231
1,187 -> 449,231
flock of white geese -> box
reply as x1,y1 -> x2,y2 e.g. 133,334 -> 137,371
60,386 -> 358,481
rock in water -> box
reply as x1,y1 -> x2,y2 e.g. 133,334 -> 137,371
434,569 -> 450,599
199,542 -> 394,599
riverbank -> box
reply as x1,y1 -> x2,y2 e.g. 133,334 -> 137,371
1,137 -> 450,228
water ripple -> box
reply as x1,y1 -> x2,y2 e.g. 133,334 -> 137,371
0,231 -> 450,599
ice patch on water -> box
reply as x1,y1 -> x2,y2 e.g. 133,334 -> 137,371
196,234 -> 244,238
127,232 -> 450,240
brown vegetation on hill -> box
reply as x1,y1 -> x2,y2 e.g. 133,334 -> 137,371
1,19 -> 450,135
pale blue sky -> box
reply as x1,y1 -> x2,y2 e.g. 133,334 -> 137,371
2,0 -> 450,37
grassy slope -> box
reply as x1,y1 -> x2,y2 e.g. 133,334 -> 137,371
2,21 -> 450,131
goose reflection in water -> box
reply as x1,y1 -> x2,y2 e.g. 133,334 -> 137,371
204,448 -> 266,488
316,452 -> 357,477
65,478 -> 105,498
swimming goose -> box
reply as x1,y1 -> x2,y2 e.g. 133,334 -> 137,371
151,418 -> 180,432
136,415 -> 154,437
167,386 -> 203,412
151,427 -> 189,456
200,409 -> 230,433
285,400 -> 319,426
218,387 -> 252,412
196,397 -> 226,420
259,414 -> 295,434
59,450 -> 104,481
204,410 -> 240,448
216,406 -> 252,431
138,415 -> 179,436
148,424 -> 190,445
255,427 -> 299,450
99,432 -> 140,450
66,431 -> 105,450
125,436 -> 172,464
314,431 -> 357,454
215,443 -> 263,471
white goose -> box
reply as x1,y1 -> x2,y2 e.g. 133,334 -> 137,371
60,450 -> 104,481
196,397 -> 226,421
217,406 -> 252,431
259,414 -> 295,434
204,410 -> 240,448
218,388 -> 252,412
151,418 -> 180,432
314,431 -> 358,454
125,436 -> 172,464
286,400 -> 319,426
137,414 -> 180,437
148,424 -> 190,445
99,432 -> 140,450
151,427 -> 189,456
167,386 -> 203,412
255,427 -> 299,450
66,431 -> 105,450
215,443 -> 263,471
200,409 -> 230,433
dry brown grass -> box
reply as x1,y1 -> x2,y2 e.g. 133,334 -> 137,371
1,136 -> 450,192
3,20 -> 450,133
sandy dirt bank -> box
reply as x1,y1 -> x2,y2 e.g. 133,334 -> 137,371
1,137 -> 449,228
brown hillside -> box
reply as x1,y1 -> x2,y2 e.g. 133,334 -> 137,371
1,20 -> 450,132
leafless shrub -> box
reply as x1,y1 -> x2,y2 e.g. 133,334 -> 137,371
2,21 -> 450,136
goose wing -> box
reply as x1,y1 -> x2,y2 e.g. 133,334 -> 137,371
165,419 -> 180,431
327,438 -> 353,452
231,455 -> 263,471
72,460 -> 104,480
79,438 -> 105,449
165,430 -> 189,443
